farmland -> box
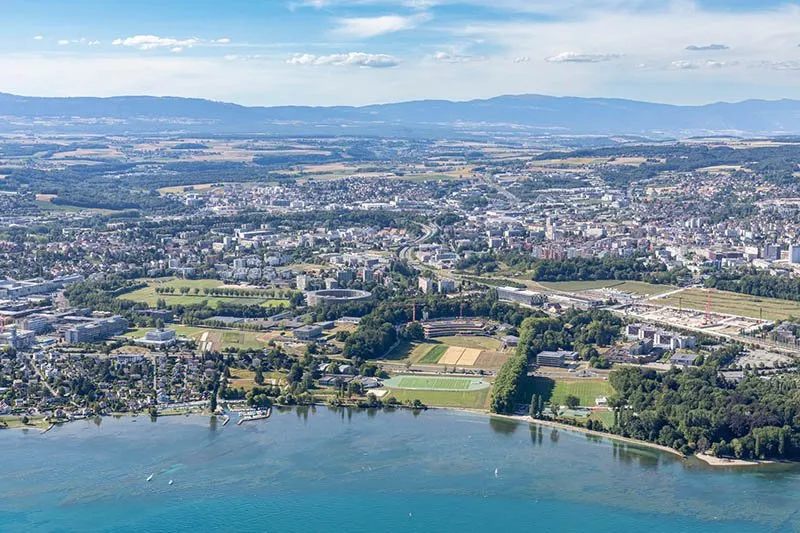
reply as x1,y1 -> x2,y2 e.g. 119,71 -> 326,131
418,345 -> 448,364
653,288 -> 800,321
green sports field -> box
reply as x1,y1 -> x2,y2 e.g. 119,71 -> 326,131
383,375 -> 489,391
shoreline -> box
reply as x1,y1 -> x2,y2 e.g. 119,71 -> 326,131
445,408 -> 686,459
7,405 -> 794,468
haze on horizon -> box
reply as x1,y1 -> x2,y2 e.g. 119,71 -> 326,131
4,0 -> 800,107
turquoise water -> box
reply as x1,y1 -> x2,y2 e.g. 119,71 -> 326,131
2,408 -> 799,532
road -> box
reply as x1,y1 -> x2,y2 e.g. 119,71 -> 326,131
398,222 -> 439,266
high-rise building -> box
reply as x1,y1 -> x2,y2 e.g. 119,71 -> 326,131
296,274 -> 309,291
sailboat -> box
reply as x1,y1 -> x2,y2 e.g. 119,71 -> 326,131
146,473 -> 154,482
494,468 -> 499,477
168,479 -> 174,486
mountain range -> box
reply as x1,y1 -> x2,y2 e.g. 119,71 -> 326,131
3,92 -> 800,138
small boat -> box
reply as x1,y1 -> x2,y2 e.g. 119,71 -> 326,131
168,479 -> 174,486
494,468 -> 499,477
146,473 -> 154,482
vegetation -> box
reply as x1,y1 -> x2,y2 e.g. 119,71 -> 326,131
609,366 -> 800,460
490,308 -> 623,414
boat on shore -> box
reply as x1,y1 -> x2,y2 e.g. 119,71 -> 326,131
236,408 -> 272,425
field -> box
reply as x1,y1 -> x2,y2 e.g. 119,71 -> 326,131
437,335 -> 502,350
226,368 -> 283,391
119,278 -> 289,309
387,388 -> 490,409
125,325 -> 273,351
654,288 -> 800,321
394,377 -> 472,390
527,377 -> 614,407
538,280 -> 676,296
418,345 -> 448,364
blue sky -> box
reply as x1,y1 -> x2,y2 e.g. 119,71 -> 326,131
3,0 -> 800,105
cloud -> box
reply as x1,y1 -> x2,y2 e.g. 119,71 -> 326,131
286,52 -> 401,68
755,60 -> 800,71
112,35 -> 200,50
432,50 -> 483,63
333,13 -> 430,38
513,56 -> 531,63
670,59 -> 735,70
57,40 -> 70,46
33,35 -> 44,41
213,38 -> 231,44
686,44 -> 729,51
545,52 -> 621,63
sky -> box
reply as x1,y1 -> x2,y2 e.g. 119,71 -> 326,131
3,0 -> 800,106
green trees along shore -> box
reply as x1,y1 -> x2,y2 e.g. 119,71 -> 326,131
491,311 -> 800,461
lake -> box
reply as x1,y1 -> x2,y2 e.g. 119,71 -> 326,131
2,408 -> 798,532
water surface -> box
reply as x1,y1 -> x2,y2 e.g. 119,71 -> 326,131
2,408 -> 798,532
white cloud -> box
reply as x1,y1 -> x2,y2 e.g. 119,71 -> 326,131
57,40 -> 70,46
213,38 -> 231,44
287,52 -> 401,67
88,40 -> 101,46
432,50 -> 483,63
686,44 -> 729,51
33,35 -> 44,41
513,56 -> 531,63
333,13 -> 430,38
112,35 -> 200,50
545,52 -> 621,63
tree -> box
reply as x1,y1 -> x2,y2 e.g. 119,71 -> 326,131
565,395 -> 580,409
254,368 -> 264,385
529,395 -> 538,418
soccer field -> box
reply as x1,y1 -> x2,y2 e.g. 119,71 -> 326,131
397,377 -> 471,390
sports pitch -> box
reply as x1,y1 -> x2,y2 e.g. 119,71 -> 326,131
383,376 -> 489,391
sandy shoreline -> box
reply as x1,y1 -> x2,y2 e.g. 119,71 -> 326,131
695,453 -> 775,467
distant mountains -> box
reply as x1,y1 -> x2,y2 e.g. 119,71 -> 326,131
4,92 -> 800,138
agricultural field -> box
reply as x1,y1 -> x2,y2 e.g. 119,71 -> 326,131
538,280 -> 676,296
527,377 -> 614,407
118,278 -> 290,309
653,288 -> 800,321
438,335 -> 502,350
418,345 -> 448,364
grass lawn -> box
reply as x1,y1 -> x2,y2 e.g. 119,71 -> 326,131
438,336 -> 502,350
539,280 -> 676,296
589,410 -> 616,428
125,326 -> 270,351
396,377 -> 472,390
419,345 -> 449,364
118,278 -> 287,309
226,368 -> 283,391
387,388 -> 490,409
526,377 -> 614,407
653,288 -> 800,321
